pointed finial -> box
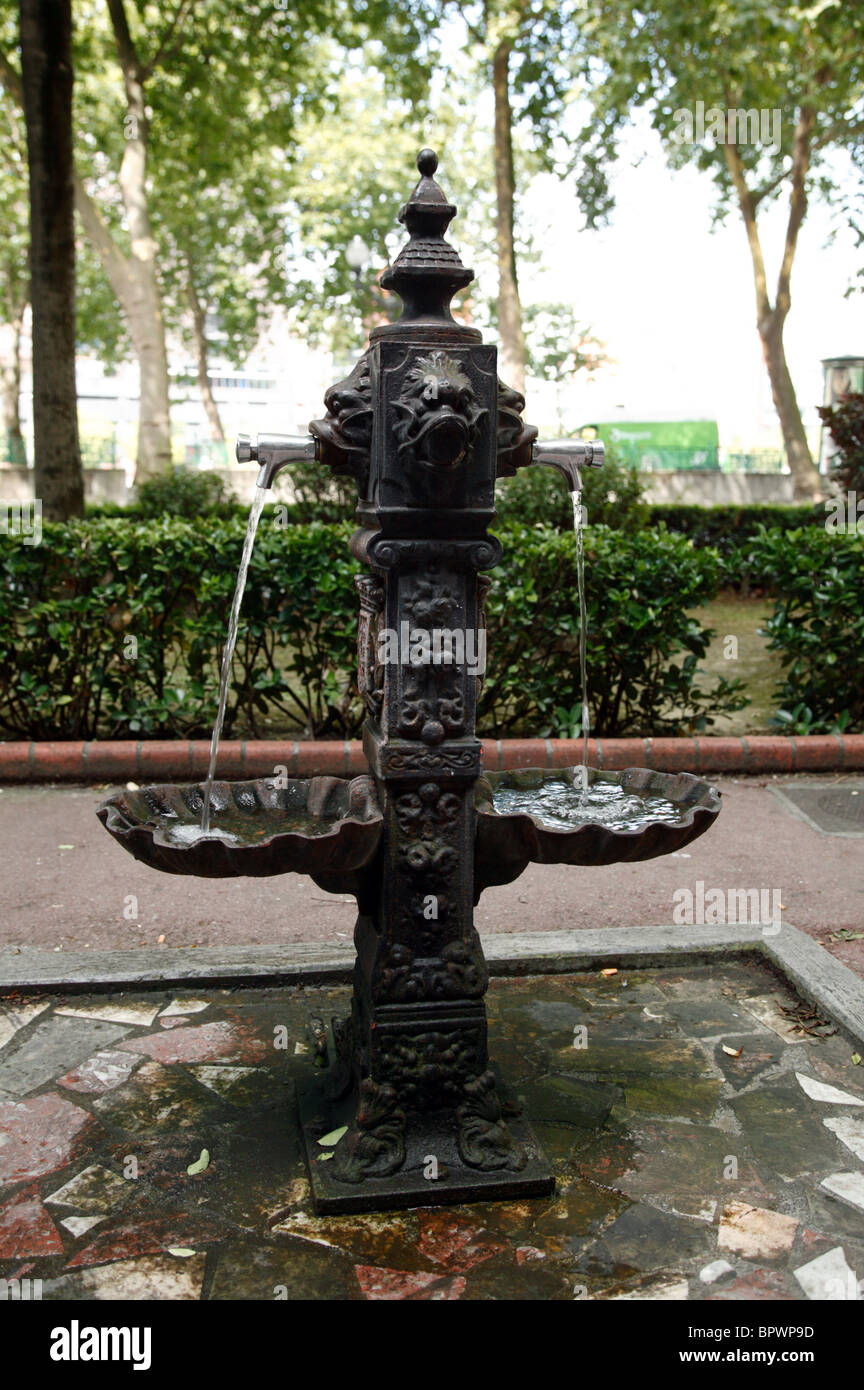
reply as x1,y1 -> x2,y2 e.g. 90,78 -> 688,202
398,148 -> 452,227
376,149 -> 476,336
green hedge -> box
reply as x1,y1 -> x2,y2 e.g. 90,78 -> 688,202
646,503 -> 823,547
748,526 -> 864,733
647,504 -> 826,592
0,518 -> 359,741
484,524 -> 745,737
0,517 -> 744,741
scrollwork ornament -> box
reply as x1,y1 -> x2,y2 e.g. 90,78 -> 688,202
457,1071 -> 527,1172
330,1078 -> 406,1183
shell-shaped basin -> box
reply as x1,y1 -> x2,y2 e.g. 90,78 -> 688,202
474,765 -> 721,894
96,775 -> 382,879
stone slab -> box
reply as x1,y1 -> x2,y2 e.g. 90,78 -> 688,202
769,782 -> 864,837
0,1015 -> 130,1096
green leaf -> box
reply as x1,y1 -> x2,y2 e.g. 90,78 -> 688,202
317,1125 -> 348,1147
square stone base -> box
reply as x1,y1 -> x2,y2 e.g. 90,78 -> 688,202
298,1065 -> 555,1215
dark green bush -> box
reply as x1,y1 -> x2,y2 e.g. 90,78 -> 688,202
133,466 -> 237,520
0,517 -> 358,740
482,523 -> 745,736
646,503 -> 825,591
746,526 -> 864,733
0,516 -> 743,741
645,503 -> 822,547
819,392 -> 864,494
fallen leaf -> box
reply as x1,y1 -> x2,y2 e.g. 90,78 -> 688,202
317,1125 -> 348,1147
157,934 -> 166,944
853,1054 -> 862,1066
722,1045 -> 743,1058
167,1248 -> 196,1257
318,1152 -> 334,1161
186,1148 -> 210,1175
600,968 -> 618,978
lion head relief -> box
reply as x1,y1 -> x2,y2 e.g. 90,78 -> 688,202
393,351 -> 486,470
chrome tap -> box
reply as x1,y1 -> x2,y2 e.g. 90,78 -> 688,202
530,438 -> 604,492
236,433 -> 319,490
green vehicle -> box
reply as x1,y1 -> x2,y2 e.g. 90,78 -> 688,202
582,420 -> 720,471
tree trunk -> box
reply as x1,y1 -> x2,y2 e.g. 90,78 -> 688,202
0,307 -> 27,464
2,15 -> 171,485
73,178 -> 172,481
131,307 -> 172,478
722,119 -> 823,502
492,37 -> 526,395
19,0 -> 84,519
185,268 -> 225,444
760,315 -> 821,501
105,0 -> 172,480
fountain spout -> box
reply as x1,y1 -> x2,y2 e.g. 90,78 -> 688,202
236,433 -> 318,489
530,438 -> 604,492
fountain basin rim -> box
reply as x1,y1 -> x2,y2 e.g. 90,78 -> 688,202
477,765 -> 721,830
474,765 -> 721,880
96,774 -> 383,879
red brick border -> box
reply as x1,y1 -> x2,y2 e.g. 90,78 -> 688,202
1,735 -> 862,783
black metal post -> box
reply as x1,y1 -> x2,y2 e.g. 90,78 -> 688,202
298,150 -> 553,1212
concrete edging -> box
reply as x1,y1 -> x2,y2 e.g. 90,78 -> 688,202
2,922 -> 862,1048
1,734 -> 862,782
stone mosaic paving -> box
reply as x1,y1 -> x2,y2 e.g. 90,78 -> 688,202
1,961 -> 863,1301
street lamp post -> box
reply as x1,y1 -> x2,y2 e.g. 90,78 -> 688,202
345,235 -> 371,285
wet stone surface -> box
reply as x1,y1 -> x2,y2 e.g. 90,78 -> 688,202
0,959 -> 863,1300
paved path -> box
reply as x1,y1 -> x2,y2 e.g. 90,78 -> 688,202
1,775 -> 862,976
1,962 -> 863,1301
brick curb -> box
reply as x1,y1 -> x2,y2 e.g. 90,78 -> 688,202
0,734 -> 862,782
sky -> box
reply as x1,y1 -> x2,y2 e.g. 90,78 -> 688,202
515,119 -> 862,452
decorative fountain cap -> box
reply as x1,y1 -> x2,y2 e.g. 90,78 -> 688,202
378,148 -> 475,332
397,148 -> 455,224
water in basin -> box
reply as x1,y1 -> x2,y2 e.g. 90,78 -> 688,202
161,810 -> 340,847
492,777 -> 688,832
163,823 -> 249,847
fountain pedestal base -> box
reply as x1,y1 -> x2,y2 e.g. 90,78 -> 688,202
297,1019 -> 554,1214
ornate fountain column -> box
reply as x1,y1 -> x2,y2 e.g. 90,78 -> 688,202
96,148 -> 720,1215
299,150 -> 552,1211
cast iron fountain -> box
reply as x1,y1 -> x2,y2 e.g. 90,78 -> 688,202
97,150 -> 721,1213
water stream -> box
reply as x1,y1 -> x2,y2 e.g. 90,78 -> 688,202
200,485 -> 267,834
571,478 -> 590,792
